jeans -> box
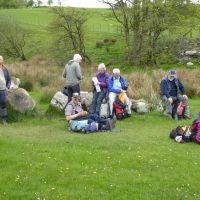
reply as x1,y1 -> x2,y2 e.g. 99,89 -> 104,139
162,95 -> 190,118
75,113 -> 107,129
67,84 -> 80,103
90,91 -> 105,115
0,90 -> 7,119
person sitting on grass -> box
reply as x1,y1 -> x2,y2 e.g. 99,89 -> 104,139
0,55 -> 11,126
108,68 -> 132,118
160,70 -> 190,120
90,63 -> 109,115
65,93 -> 116,132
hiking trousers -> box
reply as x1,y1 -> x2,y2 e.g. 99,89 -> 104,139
0,90 -> 7,119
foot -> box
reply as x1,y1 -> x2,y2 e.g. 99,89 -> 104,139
184,115 -> 191,120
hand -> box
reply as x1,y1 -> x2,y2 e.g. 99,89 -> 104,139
79,111 -> 88,116
95,82 -> 100,86
183,95 -> 188,100
120,89 -> 125,93
168,97 -> 173,104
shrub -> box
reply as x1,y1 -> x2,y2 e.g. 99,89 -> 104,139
96,41 -> 104,48
20,80 -> 34,91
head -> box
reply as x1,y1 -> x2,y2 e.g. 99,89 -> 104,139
0,55 -> 4,66
167,70 -> 177,81
73,54 -> 82,63
98,63 -> 106,73
72,93 -> 80,105
113,68 -> 121,79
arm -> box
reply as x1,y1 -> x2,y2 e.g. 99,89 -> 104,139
66,113 -> 81,121
178,79 -> 186,95
6,69 -> 11,89
63,65 -> 67,78
99,73 -> 109,88
75,63 -> 83,80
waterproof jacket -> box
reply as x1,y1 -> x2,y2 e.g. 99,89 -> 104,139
93,72 -> 109,94
160,77 -> 186,98
191,116 -> 200,143
108,75 -> 127,94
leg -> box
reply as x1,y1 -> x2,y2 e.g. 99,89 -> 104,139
89,91 -> 99,114
124,93 -> 132,114
0,90 -> 7,124
67,86 -> 73,103
72,84 -> 80,95
95,91 -> 105,115
162,95 -> 172,118
109,92 -> 117,116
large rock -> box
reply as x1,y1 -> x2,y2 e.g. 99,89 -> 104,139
7,88 -> 36,113
132,99 -> 150,114
186,62 -> 194,67
184,50 -> 199,57
50,91 -> 68,110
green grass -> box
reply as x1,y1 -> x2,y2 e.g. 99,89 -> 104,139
0,99 -> 200,199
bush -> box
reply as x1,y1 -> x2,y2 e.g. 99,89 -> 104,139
39,90 -> 54,104
39,79 -> 50,87
96,41 -> 104,48
20,80 -> 34,91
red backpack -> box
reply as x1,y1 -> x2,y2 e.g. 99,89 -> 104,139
113,98 -> 128,120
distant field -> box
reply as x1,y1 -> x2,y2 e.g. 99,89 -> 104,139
0,8 -> 126,64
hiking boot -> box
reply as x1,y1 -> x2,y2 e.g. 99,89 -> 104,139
164,111 -> 172,119
2,118 -> 7,126
184,115 -> 191,120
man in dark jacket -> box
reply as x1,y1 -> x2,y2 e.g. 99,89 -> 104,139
160,70 -> 190,119
0,56 -> 11,126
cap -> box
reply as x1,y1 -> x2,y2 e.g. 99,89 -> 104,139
72,93 -> 80,97
168,70 -> 177,76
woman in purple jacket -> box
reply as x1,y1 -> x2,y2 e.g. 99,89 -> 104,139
90,63 -> 109,115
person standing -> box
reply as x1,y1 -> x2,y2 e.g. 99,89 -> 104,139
0,56 -> 11,126
90,63 -> 109,115
63,54 -> 83,103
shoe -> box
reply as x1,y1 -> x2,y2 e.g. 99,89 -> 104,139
2,118 -> 7,126
184,115 -> 191,120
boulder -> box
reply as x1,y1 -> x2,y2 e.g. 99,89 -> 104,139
186,62 -> 194,67
7,88 -> 36,113
50,91 -> 68,110
184,50 -> 199,57
131,99 -> 150,114
80,91 -> 93,111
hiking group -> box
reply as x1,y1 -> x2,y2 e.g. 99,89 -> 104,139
0,53 -> 199,143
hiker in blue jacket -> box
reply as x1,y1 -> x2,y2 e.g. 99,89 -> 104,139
0,56 -> 11,126
108,68 -> 132,117
160,70 -> 190,119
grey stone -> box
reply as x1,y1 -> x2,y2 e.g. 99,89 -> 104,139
132,99 -> 150,114
50,91 -> 68,110
7,88 -> 36,113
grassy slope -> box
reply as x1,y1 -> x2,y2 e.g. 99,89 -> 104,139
0,99 -> 200,200
0,8 -> 125,64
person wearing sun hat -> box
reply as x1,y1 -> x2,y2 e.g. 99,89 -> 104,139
160,70 -> 190,119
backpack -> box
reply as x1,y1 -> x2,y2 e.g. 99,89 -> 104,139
68,120 -> 88,133
113,97 -> 128,120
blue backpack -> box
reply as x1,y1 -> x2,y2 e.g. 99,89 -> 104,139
68,120 -> 88,133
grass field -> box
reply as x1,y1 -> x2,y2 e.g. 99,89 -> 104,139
0,98 -> 200,200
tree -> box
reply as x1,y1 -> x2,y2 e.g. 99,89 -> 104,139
36,0 -> 42,7
102,0 -> 200,66
26,0 -> 34,7
0,0 -> 27,8
49,7 -> 90,64
0,16 -> 26,60
47,0 -> 53,6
